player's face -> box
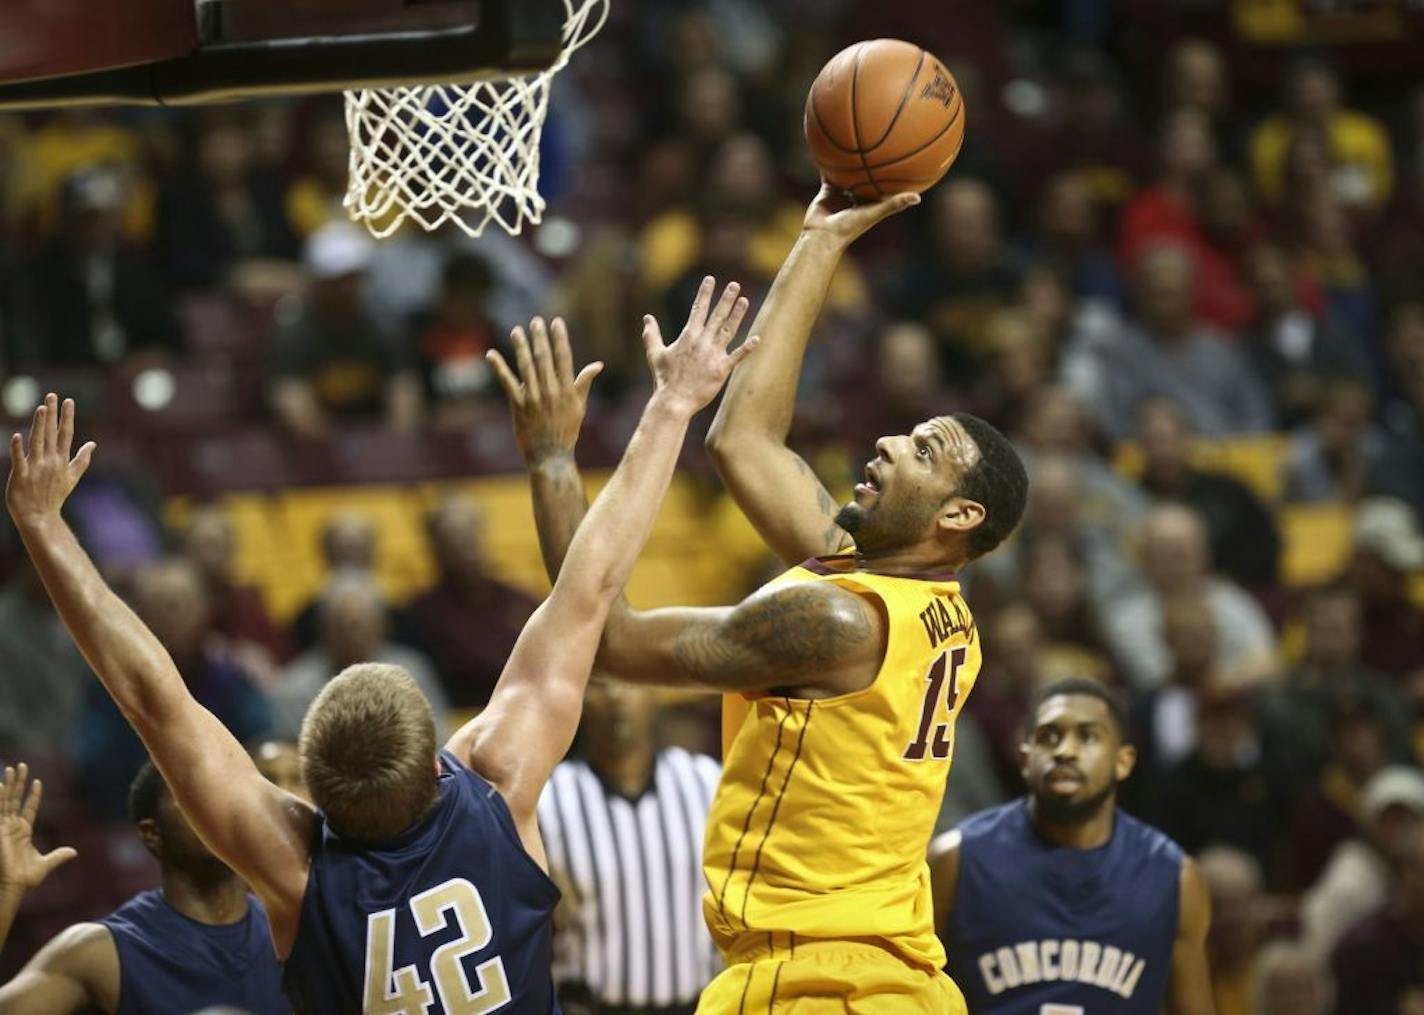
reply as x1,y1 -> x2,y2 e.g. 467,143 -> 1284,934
1020,694 -> 1135,825
837,417 -> 980,553
140,793 -> 235,884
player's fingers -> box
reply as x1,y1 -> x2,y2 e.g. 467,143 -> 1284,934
864,191 -> 920,223
703,282 -> 741,343
573,362 -> 604,399
44,393 -> 59,454
58,398 -> 75,458
2,765 -> 17,815
642,315 -> 665,360
28,404 -> 45,458
728,335 -> 762,369
10,434 -> 26,473
551,318 -> 575,386
71,442 -> 97,481
486,351 -> 523,405
20,774 -> 39,826
530,318 -> 559,396
511,327 -> 541,402
684,275 -> 716,333
40,846 -> 78,874
719,296 -> 751,349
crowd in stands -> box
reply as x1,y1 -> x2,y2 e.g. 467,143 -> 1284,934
0,1 -> 1423,1010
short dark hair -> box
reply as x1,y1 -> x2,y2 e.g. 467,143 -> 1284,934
1025,677 -> 1129,742
951,413 -> 1029,561
128,761 -> 168,826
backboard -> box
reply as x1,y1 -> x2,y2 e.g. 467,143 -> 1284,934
0,0 -> 564,109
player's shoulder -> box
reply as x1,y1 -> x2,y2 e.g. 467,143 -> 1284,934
30,920 -> 118,973
956,798 -> 1028,843
1114,808 -> 1187,867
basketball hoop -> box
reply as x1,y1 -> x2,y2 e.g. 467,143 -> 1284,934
343,0 -> 609,239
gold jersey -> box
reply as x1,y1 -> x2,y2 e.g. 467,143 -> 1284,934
704,551 -> 982,974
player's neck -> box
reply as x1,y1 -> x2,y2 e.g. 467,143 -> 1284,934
1029,800 -> 1116,850
852,545 -> 964,579
160,868 -> 250,926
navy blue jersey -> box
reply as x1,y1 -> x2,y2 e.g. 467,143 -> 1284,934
98,889 -> 287,1015
284,751 -> 561,1014
945,798 -> 1183,1014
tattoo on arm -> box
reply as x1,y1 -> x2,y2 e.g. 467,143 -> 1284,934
670,584 -> 873,689
791,454 -> 851,555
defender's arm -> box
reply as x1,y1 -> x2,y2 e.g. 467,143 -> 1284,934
0,924 -> 118,1014
705,187 -> 918,564
7,397 -> 314,956
928,829 -> 962,941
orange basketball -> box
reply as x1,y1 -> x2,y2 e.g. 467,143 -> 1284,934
804,39 -> 966,201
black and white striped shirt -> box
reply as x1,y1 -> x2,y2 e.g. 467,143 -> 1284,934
537,747 -> 722,1008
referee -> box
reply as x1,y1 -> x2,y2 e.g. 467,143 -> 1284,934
538,680 -> 722,1014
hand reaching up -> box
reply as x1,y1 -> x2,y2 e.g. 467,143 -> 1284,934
643,276 -> 760,417
6,394 -> 96,528
0,763 -> 76,895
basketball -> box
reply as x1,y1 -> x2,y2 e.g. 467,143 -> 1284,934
804,39 -> 965,201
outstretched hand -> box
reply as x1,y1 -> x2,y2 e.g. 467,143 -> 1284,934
488,317 -> 604,465
6,394 -> 96,528
643,276 -> 760,417
0,763 -> 76,894
803,183 -> 920,245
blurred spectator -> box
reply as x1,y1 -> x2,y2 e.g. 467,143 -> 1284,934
0,555 -> 90,758
251,739 -> 309,803
1162,38 -> 1237,161
410,253 -> 500,427
155,110 -> 300,291
1199,846 -> 1268,1015
972,455 -> 1138,615
268,221 -> 424,437
838,321 -> 959,449
408,497 -> 539,709
284,109 -> 351,236
1283,695 -> 1399,893
1282,377 -> 1388,504
75,559 -> 271,817
538,681 -> 722,1012
1117,109 -> 1253,330
1250,58 -> 1392,211
273,571 -> 449,740
1252,941 -> 1334,1015
1241,242 -> 1369,428
1020,171 -> 1123,306
1260,586 -> 1410,793
1330,823 -> 1424,1014
1102,503 -> 1276,691
1375,301 -> 1424,512
1156,685 -> 1287,879
9,111 -> 151,239
1017,533 -> 1116,674
1193,167 -> 1261,331
1064,243 -> 1274,440
1294,194 -> 1379,348
6,167 -> 179,368
1016,386 -> 1148,528
896,177 -> 1021,374
288,511 -> 417,653
964,604 -> 1051,795
1131,590 -> 1221,781
1301,765 -> 1424,961
1346,499 -> 1424,682
181,503 -> 292,669
968,308 -> 1052,436
1135,399 -> 1281,590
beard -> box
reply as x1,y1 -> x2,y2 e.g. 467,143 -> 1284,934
834,502 -> 863,535
1032,779 -> 1116,825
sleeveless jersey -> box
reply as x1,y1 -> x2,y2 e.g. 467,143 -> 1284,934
284,751 -> 561,1014
98,889 -> 287,1015
947,799 -> 1184,1013
706,551 -> 980,973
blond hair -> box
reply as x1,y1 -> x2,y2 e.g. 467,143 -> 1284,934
299,663 -> 438,842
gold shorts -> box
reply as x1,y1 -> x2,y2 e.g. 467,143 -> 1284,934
697,936 -> 966,1014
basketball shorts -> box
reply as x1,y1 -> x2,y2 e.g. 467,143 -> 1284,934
696,936 -> 966,1014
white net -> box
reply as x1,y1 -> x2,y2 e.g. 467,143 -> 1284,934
343,0 -> 610,239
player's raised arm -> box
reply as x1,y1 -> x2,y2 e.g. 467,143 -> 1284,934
705,185 -> 918,565
6,397 -> 313,949
448,278 -> 758,846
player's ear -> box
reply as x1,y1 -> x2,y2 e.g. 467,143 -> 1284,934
1114,743 -> 1137,783
937,497 -> 985,535
136,817 -> 162,859
1016,739 -> 1031,778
